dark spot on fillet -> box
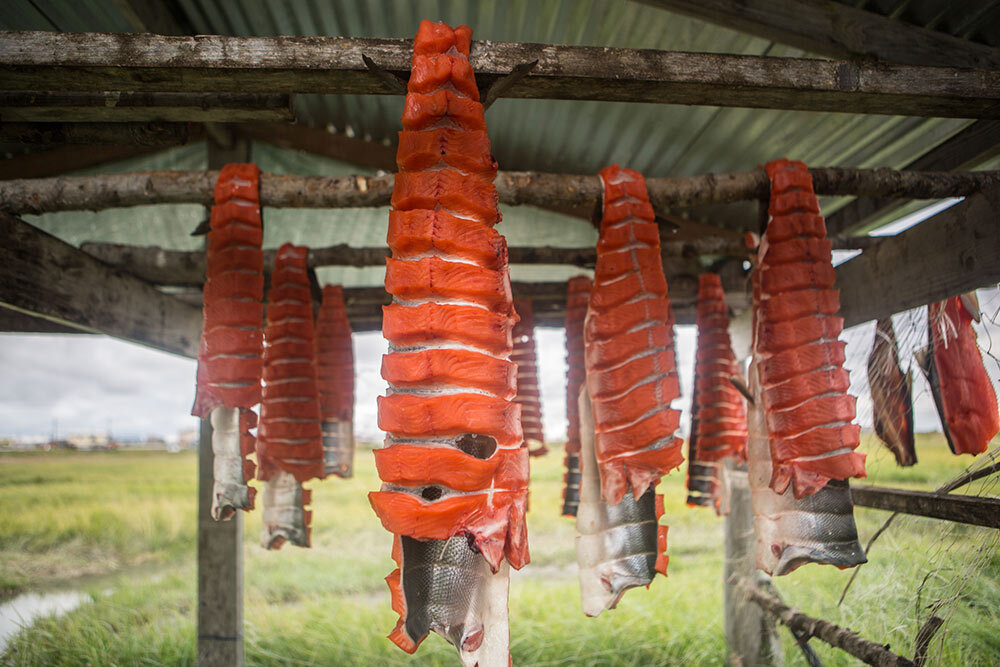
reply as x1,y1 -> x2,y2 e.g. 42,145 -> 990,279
421,485 -> 443,501
455,433 -> 497,459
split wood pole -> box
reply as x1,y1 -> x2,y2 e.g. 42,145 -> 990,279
196,138 -> 248,666
723,463 -> 782,665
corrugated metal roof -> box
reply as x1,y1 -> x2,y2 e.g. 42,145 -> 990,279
3,0 -> 995,286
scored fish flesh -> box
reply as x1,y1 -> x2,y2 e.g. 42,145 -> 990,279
584,165 -> 684,507
754,160 -> 865,499
316,285 -> 356,478
747,366 -> 867,575
576,386 -> 666,615
867,318 -> 916,466
688,273 -> 747,510
512,300 -> 547,456
369,21 -> 528,664
257,243 -> 325,549
562,275 -> 592,517
192,163 -> 264,520
918,296 -> 1000,456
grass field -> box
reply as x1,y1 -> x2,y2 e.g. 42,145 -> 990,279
1,435 -> 998,665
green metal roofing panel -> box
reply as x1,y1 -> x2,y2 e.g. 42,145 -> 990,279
3,0 -> 993,284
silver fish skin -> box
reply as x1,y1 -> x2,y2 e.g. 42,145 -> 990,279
399,536 -> 510,667
576,387 -> 658,616
209,406 -> 252,521
747,365 -> 866,576
260,468 -> 309,549
322,419 -> 355,478
562,451 -> 582,516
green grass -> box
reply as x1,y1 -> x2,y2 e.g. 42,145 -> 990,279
1,435 -> 998,665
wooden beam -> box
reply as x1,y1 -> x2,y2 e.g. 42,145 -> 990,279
826,120 -> 1000,236
0,92 -> 294,123
234,122 -> 395,172
0,121 -> 196,146
0,144 -> 175,181
0,211 -> 200,357
3,167 -> 997,216
737,577 -> 915,667
851,485 -> 1000,529
0,305 -> 86,334
637,0 -> 1000,69
1,31 -> 998,117
837,186 -> 1000,327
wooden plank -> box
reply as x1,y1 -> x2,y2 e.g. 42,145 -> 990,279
3,166 -> 997,216
837,186 -> 1000,328
0,144 -> 175,181
851,486 -> 1000,529
235,122 -> 395,172
0,92 -> 294,123
0,211 -> 201,357
1,31 -> 998,117
197,416 -> 244,667
638,0 -> 1000,69
0,121 -> 196,145
826,120 -> 1000,236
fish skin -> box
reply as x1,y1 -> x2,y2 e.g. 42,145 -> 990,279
867,318 -> 916,466
576,387 -> 662,616
393,535 -> 510,667
748,365 -> 865,575
259,468 -> 311,549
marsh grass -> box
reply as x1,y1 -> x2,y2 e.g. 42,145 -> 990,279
2,435 -> 998,665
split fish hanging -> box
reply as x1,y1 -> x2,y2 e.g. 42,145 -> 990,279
576,165 -> 678,615
369,20 -> 529,666
192,163 -> 264,521
748,159 -> 866,576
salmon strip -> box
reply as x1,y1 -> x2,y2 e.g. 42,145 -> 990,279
753,159 -> 865,499
385,256 -> 512,313
387,209 -> 506,270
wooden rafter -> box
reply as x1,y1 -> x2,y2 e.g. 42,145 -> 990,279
826,120 -> 1000,236
837,186 -> 1000,328
0,92 -> 294,123
851,485 -> 1000,529
0,122 -> 198,146
1,31 -> 998,118
636,0 -> 1000,69
0,211 -> 201,357
3,167 -> 996,217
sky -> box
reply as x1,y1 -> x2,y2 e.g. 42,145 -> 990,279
6,294 -> 1000,444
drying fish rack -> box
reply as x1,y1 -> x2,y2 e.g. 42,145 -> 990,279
1,19 -> 999,667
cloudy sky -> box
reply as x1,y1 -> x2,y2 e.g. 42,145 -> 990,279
6,293 -> 1000,444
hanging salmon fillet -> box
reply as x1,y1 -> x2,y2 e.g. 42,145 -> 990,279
749,159 -> 866,575
513,300 -> 547,456
753,159 -> 866,499
257,243 -> 324,549
562,275 -> 591,517
584,164 -> 684,506
316,285 -> 355,477
575,165 -> 676,614
687,273 -> 747,508
369,21 -> 528,666
919,295 -> 999,455
192,163 -> 264,521
867,317 -> 916,466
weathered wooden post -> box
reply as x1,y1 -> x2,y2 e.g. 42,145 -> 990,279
197,136 -> 250,666
723,461 -> 782,666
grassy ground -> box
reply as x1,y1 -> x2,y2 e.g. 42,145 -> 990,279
1,435 -> 998,665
